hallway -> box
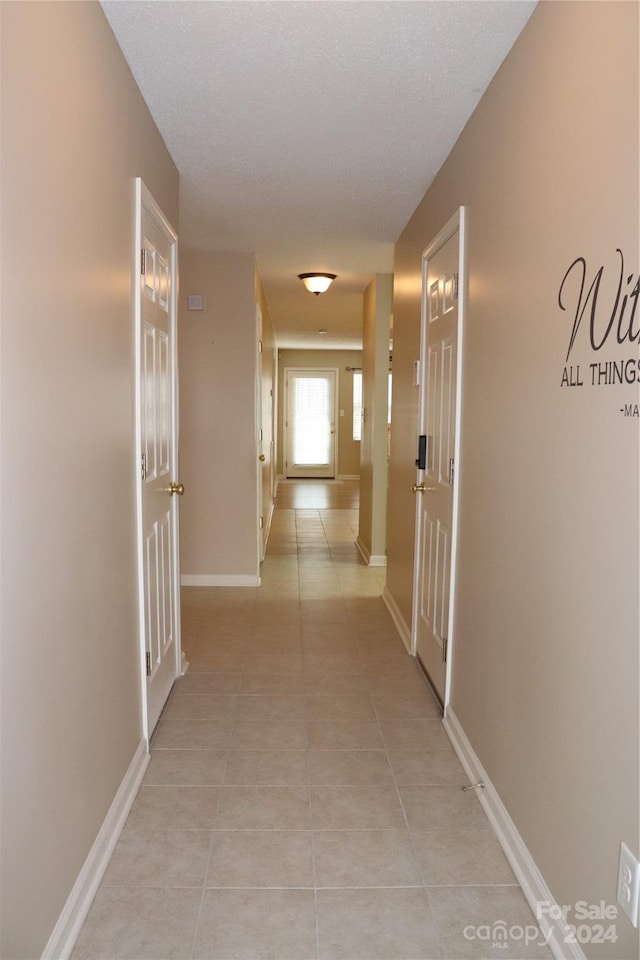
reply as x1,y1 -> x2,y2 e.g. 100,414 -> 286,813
72,481 -> 549,959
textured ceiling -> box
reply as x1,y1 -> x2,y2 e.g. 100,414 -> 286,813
102,0 -> 536,349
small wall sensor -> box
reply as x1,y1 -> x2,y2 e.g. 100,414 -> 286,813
187,295 -> 204,311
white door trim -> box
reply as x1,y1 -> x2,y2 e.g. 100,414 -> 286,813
411,206 -> 466,712
134,178 -> 181,743
272,348 -> 279,499
256,304 -> 265,565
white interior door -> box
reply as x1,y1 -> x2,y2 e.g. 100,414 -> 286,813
256,306 -> 266,563
135,180 -> 181,739
285,369 -> 337,478
413,209 -> 465,707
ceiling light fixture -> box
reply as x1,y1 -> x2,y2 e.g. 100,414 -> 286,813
298,272 -> 337,295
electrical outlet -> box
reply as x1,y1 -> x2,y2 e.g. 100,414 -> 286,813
617,842 -> 640,927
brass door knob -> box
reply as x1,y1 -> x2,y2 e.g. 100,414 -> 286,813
169,482 -> 185,496
411,483 -> 437,493
258,454 -> 266,462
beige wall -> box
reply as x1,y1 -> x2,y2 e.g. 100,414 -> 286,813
277,350 -> 362,478
387,3 -> 639,957
179,252 -> 261,579
358,275 -> 392,563
0,3 -> 179,956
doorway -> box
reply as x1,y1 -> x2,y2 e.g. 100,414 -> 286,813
134,179 -> 182,739
412,208 -> 466,709
284,368 -> 338,478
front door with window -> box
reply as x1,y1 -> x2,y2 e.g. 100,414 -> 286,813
285,369 -> 337,478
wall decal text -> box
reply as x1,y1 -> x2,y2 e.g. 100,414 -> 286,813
557,249 -> 639,404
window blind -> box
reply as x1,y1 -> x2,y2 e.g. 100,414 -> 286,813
291,376 -> 331,465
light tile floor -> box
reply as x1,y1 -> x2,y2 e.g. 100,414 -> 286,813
73,481 -> 551,959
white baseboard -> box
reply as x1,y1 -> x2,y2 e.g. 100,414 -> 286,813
41,739 -> 150,960
443,708 -> 585,960
381,586 -> 412,653
181,574 -> 260,587
367,555 -> 387,567
278,476 -> 359,483
355,538 -> 387,567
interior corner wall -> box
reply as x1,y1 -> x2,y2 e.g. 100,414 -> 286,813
358,275 -> 392,562
277,349 -> 363,478
179,251 -> 259,580
387,4 -> 639,957
0,4 -> 179,957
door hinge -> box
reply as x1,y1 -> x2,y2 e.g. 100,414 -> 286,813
448,458 -> 455,485
146,651 -> 151,675
141,248 -> 147,276
259,516 -> 264,529
258,339 -> 263,354
453,273 -> 459,300
442,637 -> 448,663
141,453 -> 147,481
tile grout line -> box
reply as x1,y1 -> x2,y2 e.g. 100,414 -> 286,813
188,682 -> 233,959
365,657 -> 447,957
297,504 -> 322,960
187,574 -> 259,959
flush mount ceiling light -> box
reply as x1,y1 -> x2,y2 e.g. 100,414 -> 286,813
298,272 -> 337,295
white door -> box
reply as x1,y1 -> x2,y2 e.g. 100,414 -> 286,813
256,307 -> 266,562
135,180 -> 181,739
412,209 -> 465,707
285,369 -> 337,478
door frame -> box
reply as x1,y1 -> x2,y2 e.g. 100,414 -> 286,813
134,178 -> 181,743
283,367 -> 339,478
411,206 -> 466,713
256,304 -> 265,565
